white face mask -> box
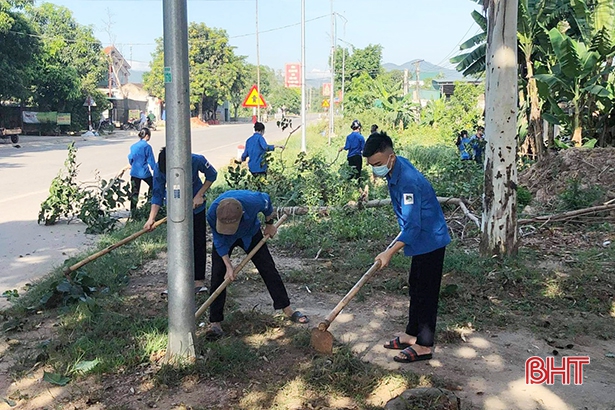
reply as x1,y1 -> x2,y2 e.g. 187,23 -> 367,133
371,154 -> 393,177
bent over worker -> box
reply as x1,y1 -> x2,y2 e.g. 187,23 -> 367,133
363,132 -> 451,363
144,147 -> 217,294
205,189 -> 309,340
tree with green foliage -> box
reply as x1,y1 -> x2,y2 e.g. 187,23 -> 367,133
144,23 -> 248,121
333,44 -> 383,89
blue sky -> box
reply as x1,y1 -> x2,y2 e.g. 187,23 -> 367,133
44,0 -> 481,77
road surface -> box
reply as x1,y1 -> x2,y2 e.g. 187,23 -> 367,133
0,121 -> 294,307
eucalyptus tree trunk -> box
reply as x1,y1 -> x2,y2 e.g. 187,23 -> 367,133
481,0 -> 519,256
526,57 -> 543,158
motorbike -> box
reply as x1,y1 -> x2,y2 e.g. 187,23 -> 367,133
121,118 -> 140,131
146,117 -> 157,131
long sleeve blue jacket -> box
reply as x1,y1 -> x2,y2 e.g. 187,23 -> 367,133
128,140 -> 156,179
207,190 -> 273,256
151,154 -> 217,214
386,156 -> 451,256
343,131 -> 365,158
242,132 -> 274,173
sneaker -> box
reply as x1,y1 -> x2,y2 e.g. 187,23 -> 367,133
195,286 -> 208,294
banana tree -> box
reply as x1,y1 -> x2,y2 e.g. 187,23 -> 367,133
535,27 -> 612,145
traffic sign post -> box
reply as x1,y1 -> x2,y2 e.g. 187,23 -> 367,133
242,85 -> 267,124
83,96 -> 96,131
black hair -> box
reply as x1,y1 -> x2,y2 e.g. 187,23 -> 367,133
370,124 -> 379,134
138,128 -> 151,139
254,122 -> 265,132
477,126 -> 484,132
460,130 -> 468,137
363,132 -> 393,157
157,147 -> 166,175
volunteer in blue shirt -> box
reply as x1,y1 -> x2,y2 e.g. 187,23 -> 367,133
127,128 -> 157,215
339,119 -> 366,179
241,122 -> 284,176
455,130 -> 472,161
363,132 -> 451,363
204,190 -> 309,340
470,126 -> 486,164
144,147 -> 218,294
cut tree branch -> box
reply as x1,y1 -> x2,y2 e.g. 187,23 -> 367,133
273,197 -> 481,228
518,203 -> 615,225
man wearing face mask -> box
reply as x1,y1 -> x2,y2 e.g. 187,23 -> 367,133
363,131 -> 451,363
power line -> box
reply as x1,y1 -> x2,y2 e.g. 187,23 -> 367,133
434,23 -> 482,69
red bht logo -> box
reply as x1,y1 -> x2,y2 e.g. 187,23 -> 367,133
526,356 -> 590,385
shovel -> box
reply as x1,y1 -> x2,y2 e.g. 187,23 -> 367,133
311,233 -> 401,354
63,217 -> 167,277
195,214 -> 288,320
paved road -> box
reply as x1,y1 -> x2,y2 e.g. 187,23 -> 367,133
0,121 -> 292,307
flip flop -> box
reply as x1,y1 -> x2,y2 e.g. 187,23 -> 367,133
383,336 -> 411,350
393,346 -> 433,363
204,326 -> 224,341
290,311 -> 310,324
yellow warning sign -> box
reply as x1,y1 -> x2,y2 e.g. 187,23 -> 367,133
242,85 -> 267,108
321,99 -> 330,108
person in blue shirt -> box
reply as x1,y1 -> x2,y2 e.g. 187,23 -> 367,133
240,122 -> 284,176
338,119 -> 365,179
363,132 -> 451,363
470,126 -> 486,164
144,147 -> 218,293
204,190 -> 309,340
455,130 -> 472,161
127,128 -> 157,216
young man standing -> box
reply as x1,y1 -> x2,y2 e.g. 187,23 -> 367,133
205,189 -> 309,340
470,126 -> 486,164
241,122 -> 284,176
363,132 -> 451,363
339,119 -> 365,179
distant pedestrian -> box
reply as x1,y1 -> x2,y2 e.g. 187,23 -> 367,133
144,147 -> 218,294
204,189 -> 309,340
241,122 -> 284,176
470,126 -> 486,164
370,124 -> 379,136
455,130 -> 471,161
127,128 -> 156,215
139,111 -> 147,130
339,119 -> 366,179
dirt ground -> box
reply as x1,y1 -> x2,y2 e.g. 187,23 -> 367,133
2,147 -> 615,409
1,250 -> 614,410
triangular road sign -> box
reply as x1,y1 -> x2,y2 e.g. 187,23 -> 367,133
321,99 -> 330,108
242,85 -> 267,108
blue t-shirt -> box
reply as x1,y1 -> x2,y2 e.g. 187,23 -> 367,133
459,136 -> 471,160
386,156 -> 451,256
242,132 -> 275,173
207,190 -> 274,257
343,131 -> 365,158
151,154 -> 217,214
128,139 -> 156,179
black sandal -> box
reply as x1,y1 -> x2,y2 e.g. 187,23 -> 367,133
393,346 -> 433,363
290,311 -> 310,324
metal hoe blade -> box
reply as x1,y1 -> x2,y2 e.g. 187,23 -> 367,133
310,327 -> 333,354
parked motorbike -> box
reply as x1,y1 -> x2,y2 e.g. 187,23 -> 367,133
146,117 -> 156,131
121,118 -> 140,131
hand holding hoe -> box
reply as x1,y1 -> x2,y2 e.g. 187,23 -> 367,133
195,214 -> 288,320
310,233 -> 401,354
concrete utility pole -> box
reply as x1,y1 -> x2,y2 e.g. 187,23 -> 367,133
403,68 -> 409,96
337,14 -> 348,114
256,0 -> 261,122
162,0 -> 196,362
328,0 -> 335,144
414,60 -> 423,104
301,0 -> 306,152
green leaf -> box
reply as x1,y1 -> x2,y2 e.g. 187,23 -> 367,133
43,371 -> 70,386
582,138 -> 597,148
72,359 -> 100,374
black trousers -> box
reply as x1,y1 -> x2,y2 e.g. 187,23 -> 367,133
130,176 -> 153,212
405,246 -> 446,347
193,209 -> 206,281
347,155 -> 362,179
209,230 -> 290,323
